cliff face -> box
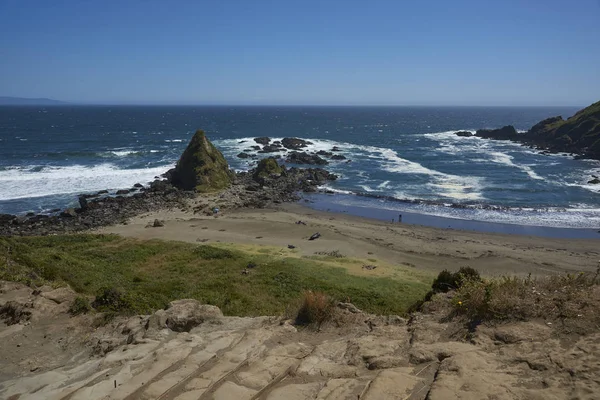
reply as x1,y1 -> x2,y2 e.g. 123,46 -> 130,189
524,101 -> 600,159
169,130 -> 235,192
471,101 -> 600,160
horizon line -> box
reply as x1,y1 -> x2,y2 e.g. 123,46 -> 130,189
0,102 -> 587,108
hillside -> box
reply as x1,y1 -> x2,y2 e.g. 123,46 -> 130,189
0,96 -> 66,105
472,101 -> 600,160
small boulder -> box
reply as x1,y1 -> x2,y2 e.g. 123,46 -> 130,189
254,137 -> 271,145
116,189 -> 130,195
153,219 -> 165,227
588,178 -> 600,184
237,152 -> 251,159
163,299 -> 223,332
281,137 -> 313,150
331,154 -> 346,160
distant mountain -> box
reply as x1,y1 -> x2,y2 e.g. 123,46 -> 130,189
0,96 -> 67,105
469,100 -> 600,161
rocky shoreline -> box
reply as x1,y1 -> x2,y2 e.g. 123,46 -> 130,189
0,161 -> 337,237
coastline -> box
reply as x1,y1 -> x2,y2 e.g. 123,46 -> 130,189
303,193 -> 600,239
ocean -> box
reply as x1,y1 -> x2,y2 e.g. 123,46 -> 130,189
1,105 -> 600,231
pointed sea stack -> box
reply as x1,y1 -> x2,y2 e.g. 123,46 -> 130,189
169,130 -> 235,192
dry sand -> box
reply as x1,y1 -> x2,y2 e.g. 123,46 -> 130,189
100,202 -> 600,277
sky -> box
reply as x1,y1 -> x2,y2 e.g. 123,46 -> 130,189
1,0 -> 599,106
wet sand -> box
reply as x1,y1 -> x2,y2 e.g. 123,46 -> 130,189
99,202 -> 600,277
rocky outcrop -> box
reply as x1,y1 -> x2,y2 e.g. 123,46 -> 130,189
282,137 -> 313,150
475,125 -> 519,140
286,151 -> 329,165
2,281 -> 598,400
254,137 -> 271,145
168,130 -> 235,192
468,101 -> 600,160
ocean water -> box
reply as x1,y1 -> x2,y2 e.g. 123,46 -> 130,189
1,105 -> 600,229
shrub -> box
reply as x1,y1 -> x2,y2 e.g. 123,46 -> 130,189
92,287 -> 131,312
69,296 -> 91,315
432,267 -> 481,293
409,267 -> 482,313
295,290 -> 335,328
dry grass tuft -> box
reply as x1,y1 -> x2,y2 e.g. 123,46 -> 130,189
452,268 -> 600,333
294,290 -> 336,328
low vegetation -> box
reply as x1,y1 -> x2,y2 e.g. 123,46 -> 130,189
420,267 -> 600,334
0,234 -> 430,316
294,290 -> 336,328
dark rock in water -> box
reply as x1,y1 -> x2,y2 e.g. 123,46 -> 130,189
168,129 -> 235,192
331,154 -> 346,160
251,145 -> 261,150
97,190 -> 109,195
116,189 -> 130,195
475,125 -> 519,140
258,144 -> 284,153
455,131 -> 474,137
588,178 -> 600,184
316,150 -> 333,157
286,151 -> 328,165
237,152 -> 251,159
254,137 -> 271,145
331,146 -> 342,152
281,137 -> 313,150
238,140 -> 247,143
133,183 -> 143,188
253,158 -> 284,180
243,149 -> 252,152
305,168 -> 338,182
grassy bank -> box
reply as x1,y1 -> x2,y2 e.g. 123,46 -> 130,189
0,234 -> 431,316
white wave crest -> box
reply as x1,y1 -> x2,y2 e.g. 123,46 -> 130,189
0,163 -> 174,201
488,152 -> 543,180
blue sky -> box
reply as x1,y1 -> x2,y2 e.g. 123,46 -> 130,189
1,0 -> 599,106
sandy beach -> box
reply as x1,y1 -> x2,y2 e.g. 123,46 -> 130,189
100,200 -> 600,277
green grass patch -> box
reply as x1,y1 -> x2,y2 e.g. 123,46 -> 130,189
0,234 -> 431,317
